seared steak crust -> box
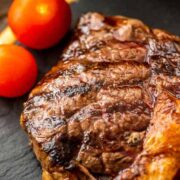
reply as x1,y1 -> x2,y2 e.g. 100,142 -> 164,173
21,13 -> 180,180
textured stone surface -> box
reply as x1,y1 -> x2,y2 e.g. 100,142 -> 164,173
0,0 -> 180,180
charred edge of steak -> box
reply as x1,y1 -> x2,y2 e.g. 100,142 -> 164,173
42,135 -> 81,167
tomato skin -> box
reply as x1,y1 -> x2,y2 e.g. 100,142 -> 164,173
0,45 -> 38,98
8,0 -> 71,49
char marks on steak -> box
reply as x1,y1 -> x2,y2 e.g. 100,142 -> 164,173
21,13 -> 180,180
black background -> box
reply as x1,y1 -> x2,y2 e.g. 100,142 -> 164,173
0,0 -> 180,179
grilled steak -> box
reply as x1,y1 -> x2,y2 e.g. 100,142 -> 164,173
21,13 -> 180,180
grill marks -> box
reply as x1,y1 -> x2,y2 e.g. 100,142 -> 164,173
24,85 -> 151,139
68,93 -> 151,135
31,60 -> 150,97
24,61 -> 150,134
64,40 -> 147,63
40,87 -> 151,173
24,83 -> 100,138
83,43 -> 147,63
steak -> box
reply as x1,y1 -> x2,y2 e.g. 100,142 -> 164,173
21,13 -> 180,180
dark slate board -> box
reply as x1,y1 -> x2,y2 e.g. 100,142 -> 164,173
0,0 -> 180,179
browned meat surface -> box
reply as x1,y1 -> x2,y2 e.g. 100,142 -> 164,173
20,12 -> 180,180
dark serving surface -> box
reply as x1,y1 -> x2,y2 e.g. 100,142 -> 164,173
0,0 -> 180,180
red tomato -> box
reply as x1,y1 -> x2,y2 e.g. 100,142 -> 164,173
0,45 -> 38,97
8,0 -> 71,49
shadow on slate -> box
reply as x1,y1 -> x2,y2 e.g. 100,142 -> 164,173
0,0 -> 179,180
